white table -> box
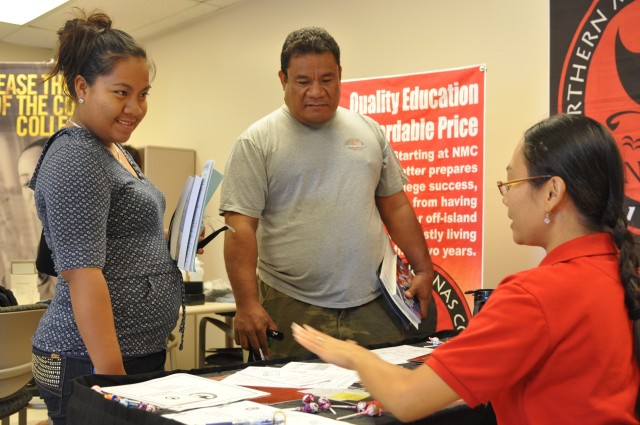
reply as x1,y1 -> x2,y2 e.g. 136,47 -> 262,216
167,301 -> 236,370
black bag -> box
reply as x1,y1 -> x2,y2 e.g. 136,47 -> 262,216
0,286 -> 18,307
36,230 -> 57,277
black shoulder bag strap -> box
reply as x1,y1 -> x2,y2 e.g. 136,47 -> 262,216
36,230 -> 57,276
33,128 -> 71,277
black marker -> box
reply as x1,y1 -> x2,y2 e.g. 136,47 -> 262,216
266,328 -> 284,341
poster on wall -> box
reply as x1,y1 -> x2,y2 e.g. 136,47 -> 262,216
0,62 -> 71,298
550,0 -> 640,242
340,65 -> 486,332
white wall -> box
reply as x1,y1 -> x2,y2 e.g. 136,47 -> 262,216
1,0 -> 549,288
0,42 -> 50,61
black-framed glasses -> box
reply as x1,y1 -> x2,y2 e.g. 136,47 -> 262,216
496,175 -> 552,196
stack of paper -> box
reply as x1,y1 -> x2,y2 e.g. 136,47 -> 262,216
371,344 -> 434,364
101,373 -> 268,412
163,400 -> 343,425
221,362 -> 359,389
169,160 -> 223,272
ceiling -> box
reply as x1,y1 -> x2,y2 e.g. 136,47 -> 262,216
0,0 -> 247,50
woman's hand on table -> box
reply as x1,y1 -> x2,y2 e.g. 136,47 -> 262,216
291,323 -> 369,370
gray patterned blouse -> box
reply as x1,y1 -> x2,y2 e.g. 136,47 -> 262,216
29,127 -> 183,358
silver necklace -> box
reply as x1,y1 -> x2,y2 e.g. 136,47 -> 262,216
67,117 -> 82,128
67,118 -> 123,164
111,144 -> 123,164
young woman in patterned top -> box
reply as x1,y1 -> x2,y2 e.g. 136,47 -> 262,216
29,10 -> 184,425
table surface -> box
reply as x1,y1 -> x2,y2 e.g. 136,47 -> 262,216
70,350 -> 496,425
183,301 -> 236,315
172,308 -> 495,424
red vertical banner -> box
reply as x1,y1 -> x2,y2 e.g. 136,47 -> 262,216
340,65 -> 486,332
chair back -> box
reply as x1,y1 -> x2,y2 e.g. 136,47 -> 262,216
0,304 -> 47,398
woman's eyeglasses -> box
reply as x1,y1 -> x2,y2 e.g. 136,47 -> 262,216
496,175 -> 552,196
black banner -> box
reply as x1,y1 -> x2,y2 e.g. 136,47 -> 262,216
550,0 -> 640,236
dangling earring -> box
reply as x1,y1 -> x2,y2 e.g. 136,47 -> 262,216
544,212 -> 551,224
78,98 -> 84,104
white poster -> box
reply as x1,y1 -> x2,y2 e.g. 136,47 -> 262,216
0,62 -> 71,299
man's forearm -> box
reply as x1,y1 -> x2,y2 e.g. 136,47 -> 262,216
223,213 -> 261,307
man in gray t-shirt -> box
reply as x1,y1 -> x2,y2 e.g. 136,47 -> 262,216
220,27 -> 436,359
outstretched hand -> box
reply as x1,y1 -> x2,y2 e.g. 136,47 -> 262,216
291,323 -> 368,370
293,322 -> 461,422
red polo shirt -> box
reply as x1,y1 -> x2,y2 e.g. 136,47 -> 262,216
427,233 -> 639,424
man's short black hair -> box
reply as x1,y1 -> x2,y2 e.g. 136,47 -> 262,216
280,27 -> 340,77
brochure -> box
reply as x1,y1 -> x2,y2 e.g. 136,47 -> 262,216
168,160 -> 223,271
378,237 -> 421,329
101,373 -> 268,412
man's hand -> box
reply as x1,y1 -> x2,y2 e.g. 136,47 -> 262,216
403,271 -> 433,318
233,301 -> 277,359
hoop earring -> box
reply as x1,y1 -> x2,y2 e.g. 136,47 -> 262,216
78,98 -> 84,104
544,212 -> 551,225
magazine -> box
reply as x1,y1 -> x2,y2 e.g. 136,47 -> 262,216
378,237 -> 421,329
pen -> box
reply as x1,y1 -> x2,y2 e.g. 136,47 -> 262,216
90,385 -> 158,412
206,417 -> 285,425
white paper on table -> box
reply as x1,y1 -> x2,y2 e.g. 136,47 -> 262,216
300,388 -> 370,402
221,363 -> 358,389
101,373 -> 268,411
220,366 -> 314,388
280,362 -> 359,388
280,361 -> 353,374
164,400 -> 343,425
371,345 -> 434,365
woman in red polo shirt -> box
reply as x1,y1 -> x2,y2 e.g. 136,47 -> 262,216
293,113 -> 640,425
